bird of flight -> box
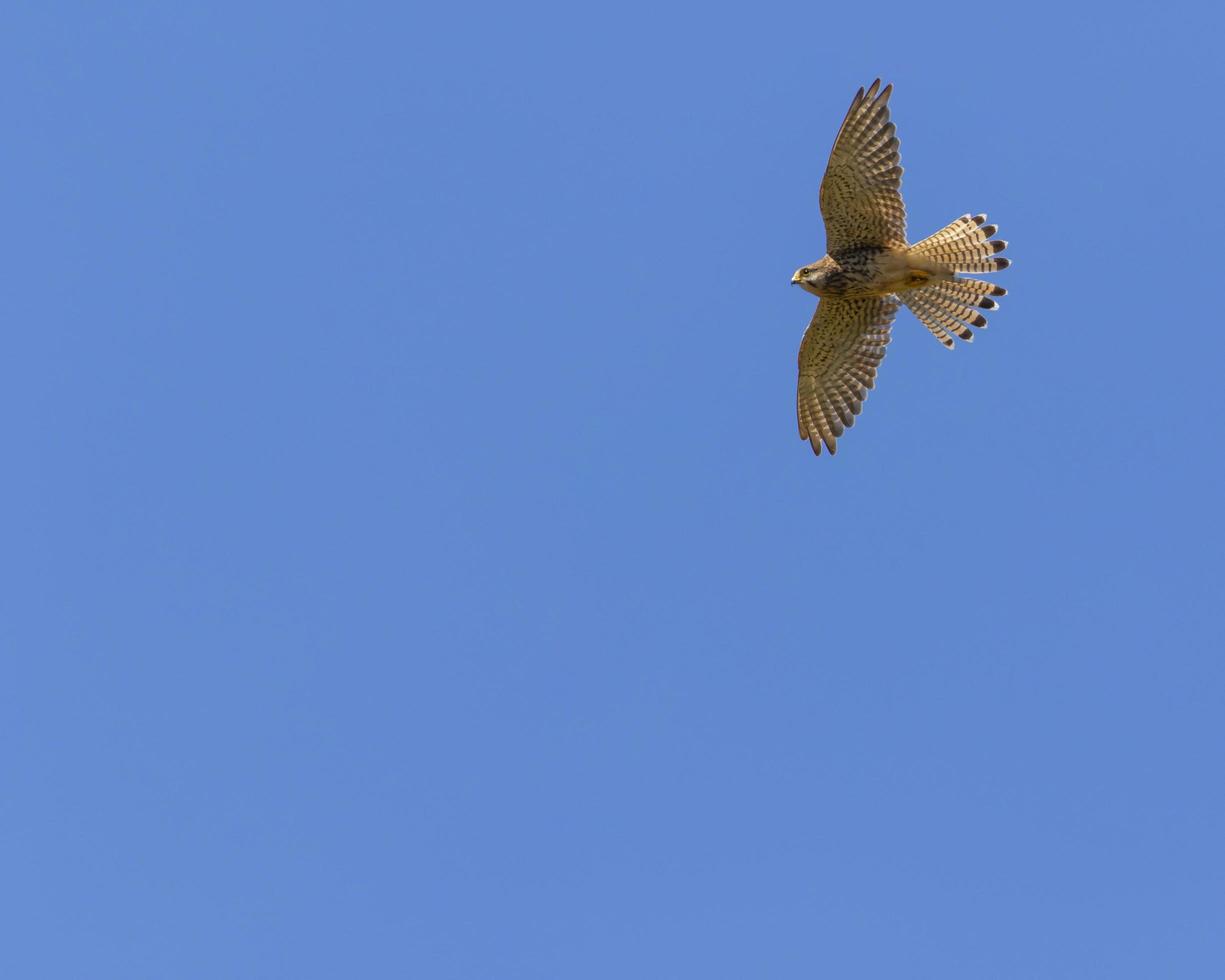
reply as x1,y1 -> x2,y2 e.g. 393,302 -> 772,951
793,80 -> 1010,455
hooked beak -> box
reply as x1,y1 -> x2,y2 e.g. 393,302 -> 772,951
791,272 -> 801,285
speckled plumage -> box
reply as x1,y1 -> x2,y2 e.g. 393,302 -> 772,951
792,81 -> 1011,456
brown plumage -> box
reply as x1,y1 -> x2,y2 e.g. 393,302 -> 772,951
791,81 -> 1011,455
797,296 -> 897,455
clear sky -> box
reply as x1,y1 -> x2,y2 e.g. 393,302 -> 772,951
6,2 -> 1225,977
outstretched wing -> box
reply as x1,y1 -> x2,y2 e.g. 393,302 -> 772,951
797,296 -> 898,455
819,80 -> 907,251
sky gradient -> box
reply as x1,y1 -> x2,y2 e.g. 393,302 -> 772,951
6,2 -> 1225,977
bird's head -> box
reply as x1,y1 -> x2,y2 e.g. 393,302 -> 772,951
792,262 -> 826,297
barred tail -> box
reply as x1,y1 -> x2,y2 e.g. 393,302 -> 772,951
909,213 -> 1010,274
901,277 -> 1008,350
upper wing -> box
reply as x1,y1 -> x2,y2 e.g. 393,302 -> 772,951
819,80 -> 907,251
797,296 -> 898,456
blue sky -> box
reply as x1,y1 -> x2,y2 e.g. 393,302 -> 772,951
6,2 -> 1225,977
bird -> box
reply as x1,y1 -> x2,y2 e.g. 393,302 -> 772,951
792,80 -> 1010,456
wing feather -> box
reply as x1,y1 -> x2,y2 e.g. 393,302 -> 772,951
819,80 -> 907,251
796,296 -> 898,455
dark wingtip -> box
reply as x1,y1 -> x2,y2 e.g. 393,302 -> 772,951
990,239 -> 1008,253
994,257 -> 1012,270
991,284 -> 1007,296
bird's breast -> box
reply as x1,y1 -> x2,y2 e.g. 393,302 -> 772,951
824,248 -> 910,297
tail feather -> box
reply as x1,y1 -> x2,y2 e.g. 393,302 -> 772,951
909,213 -> 1009,274
901,276 -> 1007,349
938,277 -> 1007,306
924,290 -> 988,329
905,291 -> 976,344
909,308 -> 956,349
903,214 -> 1009,347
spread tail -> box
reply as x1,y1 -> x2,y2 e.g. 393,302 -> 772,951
901,279 -> 1006,348
903,214 -> 1009,348
909,213 -> 1009,274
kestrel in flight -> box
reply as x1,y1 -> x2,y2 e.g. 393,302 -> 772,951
792,80 -> 1010,455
